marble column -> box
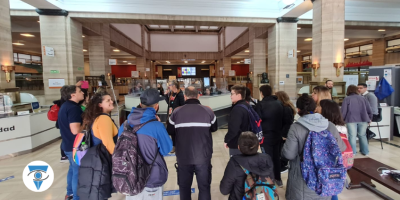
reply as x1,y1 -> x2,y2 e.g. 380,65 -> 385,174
312,0 -> 345,82
0,0 -> 15,88
372,38 -> 386,66
88,24 -> 111,76
249,27 -> 267,99
136,57 -> 145,78
40,15 -> 84,103
268,22 -> 298,99
222,57 -> 231,77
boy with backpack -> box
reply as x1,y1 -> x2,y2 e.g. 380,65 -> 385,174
220,132 -> 277,200
115,88 -> 172,200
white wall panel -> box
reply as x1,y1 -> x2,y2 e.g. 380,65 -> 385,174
225,27 -> 247,47
151,34 -> 218,52
112,24 -> 142,45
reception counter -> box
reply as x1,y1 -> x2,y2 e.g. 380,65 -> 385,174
369,106 -> 394,141
0,111 -> 59,159
124,93 -> 232,113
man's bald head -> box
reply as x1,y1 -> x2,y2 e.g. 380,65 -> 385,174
185,86 -> 199,99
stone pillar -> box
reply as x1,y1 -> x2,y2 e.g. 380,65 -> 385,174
372,38 -> 386,66
268,22 -> 298,99
222,57 -> 231,77
249,27 -> 267,99
136,25 -> 146,78
312,0 -> 345,82
39,15 -> 84,103
88,24 -> 111,76
0,0 -> 15,88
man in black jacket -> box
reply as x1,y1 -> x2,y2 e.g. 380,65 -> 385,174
169,86 -> 218,200
255,85 -> 287,188
224,85 -> 251,156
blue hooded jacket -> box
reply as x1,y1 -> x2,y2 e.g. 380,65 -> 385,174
118,107 -> 172,188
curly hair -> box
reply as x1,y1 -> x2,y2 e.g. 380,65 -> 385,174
82,91 -> 111,128
296,93 -> 316,117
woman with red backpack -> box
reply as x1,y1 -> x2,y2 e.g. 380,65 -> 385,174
319,99 -> 354,200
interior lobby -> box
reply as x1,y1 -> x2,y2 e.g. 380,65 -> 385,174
1,0 -> 400,199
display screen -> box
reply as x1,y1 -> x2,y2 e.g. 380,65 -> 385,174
182,67 -> 196,76
204,77 -> 210,87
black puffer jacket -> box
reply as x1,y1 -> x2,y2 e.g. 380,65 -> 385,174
78,144 -> 115,200
220,153 -> 274,200
255,96 -> 286,145
164,89 -> 185,111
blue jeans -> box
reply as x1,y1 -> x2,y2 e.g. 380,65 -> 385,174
346,122 -> 369,155
331,195 -> 338,200
64,151 -> 80,200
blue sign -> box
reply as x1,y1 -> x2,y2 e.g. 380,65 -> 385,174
163,188 -> 195,196
0,176 -> 14,183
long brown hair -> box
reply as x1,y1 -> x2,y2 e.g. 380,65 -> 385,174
276,91 -> 296,115
320,99 -> 345,126
313,86 -> 331,105
82,91 -> 111,128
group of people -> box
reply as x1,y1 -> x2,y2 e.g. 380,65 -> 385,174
55,78 -> 379,200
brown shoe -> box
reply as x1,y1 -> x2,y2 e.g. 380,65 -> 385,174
170,146 -> 176,154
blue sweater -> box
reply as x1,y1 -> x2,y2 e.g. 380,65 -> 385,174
341,94 -> 373,123
118,107 -> 172,188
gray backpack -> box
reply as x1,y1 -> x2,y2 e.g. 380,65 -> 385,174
112,119 -> 158,196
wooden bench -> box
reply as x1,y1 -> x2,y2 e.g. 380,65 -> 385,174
348,158 -> 400,200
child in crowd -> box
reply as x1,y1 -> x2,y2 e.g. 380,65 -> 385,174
220,132 -> 275,200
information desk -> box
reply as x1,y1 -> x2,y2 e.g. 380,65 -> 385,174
0,111 -> 59,159
369,106 -> 393,141
124,94 -> 232,113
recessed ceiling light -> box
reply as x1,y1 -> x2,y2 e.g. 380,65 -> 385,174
82,35 -> 85,38
241,60 -> 244,63
245,50 -> 250,53
166,61 -> 170,63
123,61 -> 127,62
378,29 -> 386,32
175,25 -> 184,29
344,38 -> 349,41
304,38 -> 312,41
297,27 -> 301,30
237,62 -> 240,63
149,25 -> 159,28
37,21 -> 40,23
185,26 -> 194,29
209,26 -> 219,29
20,33 -> 35,37
202,61 -> 206,63
297,50 -> 301,52
83,49 -> 87,52
184,61 -> 188,63
12,42 -> 24,46
113,49 -> 120,52
200,26 -> 208,29
160,25 -> 169,29
128,63 -> 132,64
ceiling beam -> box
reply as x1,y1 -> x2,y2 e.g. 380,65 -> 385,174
224,29 -> 250,57
21,0 -> 61,9
109,25 -> 143,57
281,0 -> 313,18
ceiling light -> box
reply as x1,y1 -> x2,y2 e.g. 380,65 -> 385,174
113,49 -> 120,52
128,63 -> 132,64
166,61 -> 170,63
12,42 -> 24,45
185,26 -> 194,29
200,26 -> 208,29
297,27 -> 301,30
378,29 -> 386,32
37,21 -> 40,23
304,38 -> 312,41
20,33 -> 35,37
175,25 -> 184,29
344,38 -> 349,41
184,61 -> 188,63
209,26 -> 219,29
82,35 -> 85,38
241,60 -> 244,63
83,49 -> 87,52
245,50 -> 250,53
160,25 -> 169,29
297,50 -> 301,52
202,61 -> 206,63
123,61 -> 127,62
149,25 -> 159,28
237,62 -> 240,63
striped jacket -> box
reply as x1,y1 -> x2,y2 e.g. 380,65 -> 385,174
169,98 -> 218,165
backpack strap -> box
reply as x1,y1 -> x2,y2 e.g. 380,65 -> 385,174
295,122 -> 310,162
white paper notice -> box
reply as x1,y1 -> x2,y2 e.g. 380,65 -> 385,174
109,59 -> 117,65
279,81 -> 285,85
48,79 -> 65,88
131,71 -> 139,78
43,46 -> 55,57
146,68 -> 150,72
343,75 -> 359,90
229,70 -> 235,76
384,69 -> 392,85
366,81 -> 376,91
244,59 -> 251,64
368,76 -> 379,82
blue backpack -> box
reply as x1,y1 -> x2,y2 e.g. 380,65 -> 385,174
237,104 -> 264,144
297,122 -> 346,196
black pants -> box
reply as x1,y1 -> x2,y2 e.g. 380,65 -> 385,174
280,140 -> 288,169
166,121 -> 176,146
178,162 -> 212,200
262,141 -> 281,181
61,143 -> 66,157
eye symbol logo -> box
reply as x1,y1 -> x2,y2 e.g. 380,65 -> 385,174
23,161 -> 54,192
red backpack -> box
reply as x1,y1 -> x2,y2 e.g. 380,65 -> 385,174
340,133 -> 354,169
47,104 -> 60,121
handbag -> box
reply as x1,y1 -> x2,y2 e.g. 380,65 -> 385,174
366,127 -> 376,140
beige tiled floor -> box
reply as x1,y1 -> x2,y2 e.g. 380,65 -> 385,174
0,130 -> 399,200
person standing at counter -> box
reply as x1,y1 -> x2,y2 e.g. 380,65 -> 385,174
341,85 -> 372,156
58,85 -> 84,200
358,83 -> 379,120
157,83 -> 164,96
164,80 -> 185,153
